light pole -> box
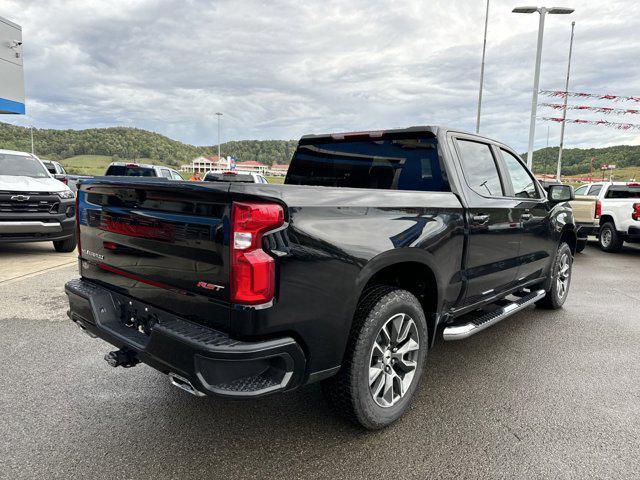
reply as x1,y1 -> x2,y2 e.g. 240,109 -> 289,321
30,125 -> 34,154
513,6 -> 574,170
215,112 -> 223,160
476,0 -> 490,133
556,21 -> 575,182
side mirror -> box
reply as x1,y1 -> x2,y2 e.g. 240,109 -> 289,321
53,174 -> 68,185
548,184 -> 574,203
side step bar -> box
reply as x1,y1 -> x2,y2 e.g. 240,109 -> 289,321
443,289 -> 546,341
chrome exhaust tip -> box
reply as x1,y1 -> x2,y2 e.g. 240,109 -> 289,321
168,373 -> 206,397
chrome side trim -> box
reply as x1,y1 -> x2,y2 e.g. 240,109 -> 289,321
443,289 -> 546,341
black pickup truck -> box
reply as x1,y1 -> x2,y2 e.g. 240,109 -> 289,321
65,126 -> 576,429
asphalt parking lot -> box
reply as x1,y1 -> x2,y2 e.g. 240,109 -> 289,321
1,242 -> 639,480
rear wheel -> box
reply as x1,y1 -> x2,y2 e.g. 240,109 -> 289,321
322,286 -> 428,430
537,242 -> 572,310
598,222 -> 623,252
53,236 -> 77,253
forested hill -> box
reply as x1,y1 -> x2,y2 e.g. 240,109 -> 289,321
0,122 -> 298,166
529,144 -> 640,176
1,121 -> 638,173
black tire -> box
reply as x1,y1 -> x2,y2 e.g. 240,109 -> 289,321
537,242 -> 573,310
598,222 -> 623,252
53,236 -> 77,253
321,286 -> 428,430
575,239 -> 587,253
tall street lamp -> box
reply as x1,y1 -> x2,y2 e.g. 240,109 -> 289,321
215,112 -> 223,160
513,5 -> 574,170
556,21 -> 575,182
476,0 -> 490,134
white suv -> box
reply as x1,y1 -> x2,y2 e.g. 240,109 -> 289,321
0,149 -> 77,252
574,182 -> 640,252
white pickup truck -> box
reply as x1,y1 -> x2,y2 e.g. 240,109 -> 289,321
574,182 -> 640,252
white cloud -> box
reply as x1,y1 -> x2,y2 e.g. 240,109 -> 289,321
1,0 -> 639,151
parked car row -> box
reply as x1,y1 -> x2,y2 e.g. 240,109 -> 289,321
573,181 -> 640,252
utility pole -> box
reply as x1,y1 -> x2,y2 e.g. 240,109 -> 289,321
30,125 -> 34,154
512,6 -> 574,169
556,21 -> 575,182
215,112 -> 223,160
476,0 -> 490,133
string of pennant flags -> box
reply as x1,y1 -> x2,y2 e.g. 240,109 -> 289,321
538,90 -> 640,131
539,90 -> 640,103
538,103 -> 640,115
538,117 -> 640,131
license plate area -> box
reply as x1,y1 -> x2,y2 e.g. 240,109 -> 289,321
113,294 -> 160,338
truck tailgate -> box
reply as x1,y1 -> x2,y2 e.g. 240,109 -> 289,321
570,195 -> 598,224
77,179 -> 232,329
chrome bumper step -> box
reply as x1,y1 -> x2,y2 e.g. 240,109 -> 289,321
443,289 -> 546,341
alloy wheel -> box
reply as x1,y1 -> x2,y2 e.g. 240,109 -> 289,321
368,313 -> 420,408
556,252 -> 571,299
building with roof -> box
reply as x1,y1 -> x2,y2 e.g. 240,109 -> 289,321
235,161 -> 268,175
180,155 -> 230,173
268,164 -> 289,176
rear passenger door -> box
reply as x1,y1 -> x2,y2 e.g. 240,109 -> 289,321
452,136 -> 522,305
497,147 -> 554,286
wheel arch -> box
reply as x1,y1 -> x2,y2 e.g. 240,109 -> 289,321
352,251 -> 442,350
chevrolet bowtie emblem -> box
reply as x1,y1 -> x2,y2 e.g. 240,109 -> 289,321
10,195 -> 30,201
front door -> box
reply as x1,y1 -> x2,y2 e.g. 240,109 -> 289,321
453,138 -> 522,306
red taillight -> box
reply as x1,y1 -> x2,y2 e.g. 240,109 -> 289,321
632,203 -> 640,221
62,178 -> 68,185
595,199 -> 601,219
230,202 -> 284,305
125,163 -> 139,167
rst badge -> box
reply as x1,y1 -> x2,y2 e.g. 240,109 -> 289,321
196,281 -> 225,292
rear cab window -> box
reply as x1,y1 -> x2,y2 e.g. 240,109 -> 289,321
605,185 -> 640,199
285,133 -> 448,192
105,165 -> 157,177
204,173 -> 256,183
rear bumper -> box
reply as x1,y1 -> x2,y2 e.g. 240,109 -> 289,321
575,222 -> 599,238
624,225 -> 640,243
65,278 -> 306,397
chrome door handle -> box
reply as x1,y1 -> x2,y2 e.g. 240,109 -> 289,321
472,214 -> 490,225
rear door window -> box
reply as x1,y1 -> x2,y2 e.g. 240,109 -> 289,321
160,169 -> 172,179
105,165 -> 156,177
588,185 -> 603,196
456,139 -> 503,197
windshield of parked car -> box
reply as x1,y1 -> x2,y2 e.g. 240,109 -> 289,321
105,165 -> 156,177
286,135 -> 448,191
0,154 -> 50,178
41,161 -> 57,174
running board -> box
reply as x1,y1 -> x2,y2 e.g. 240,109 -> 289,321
442,289 -> 546,341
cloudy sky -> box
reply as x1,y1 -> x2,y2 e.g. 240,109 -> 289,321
1,0 -> 639,151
